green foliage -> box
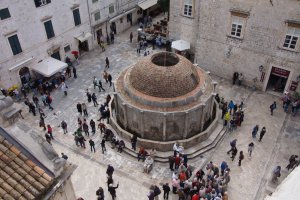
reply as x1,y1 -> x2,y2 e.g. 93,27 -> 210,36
158,0 -> 170,13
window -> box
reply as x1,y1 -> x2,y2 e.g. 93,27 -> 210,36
183,0 -> 193,17
64,45 -> 71,53
73,8 -> 81,26
109,4 -> 114,14
34,0 -> 51,8
230,17 -> 244,38
44,20 -> 55,39
283,27 -> 300,50
8,34 -> 22,55
0,8 -> 11,20
92,0 -> 98,3
94,11 -> 100,21
120,18 -> 123,23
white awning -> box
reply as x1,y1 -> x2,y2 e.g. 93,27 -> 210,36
171,40 -> 191,51
138,0 -> 157,10
31,57 -> 68,77
9,57 -> 34,71
75,32 -> 92,42
109,8 -> 136,23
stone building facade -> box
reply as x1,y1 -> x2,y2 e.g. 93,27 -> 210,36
169,0 -> 300,94
0,0 -> 142,89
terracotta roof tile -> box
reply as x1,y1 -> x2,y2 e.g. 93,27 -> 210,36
0,138 -> 54,200
25,160 -> 35,168
22,164 -> 32,173
17,153 -> 28,161
15,167 -> 27,177
1,182 -> 13,193
6,178 -> 18,188
11,172 -> 22,182
9,146 -> 21,156
24,174 -> 36,185
14,183 -> 26,194
0,187 -> 6,196
4,166 -> 14,176
32,181 -> 45,191
9,189 -> 21,199
0,170 -> 10,180
29,170 -> 41,180
22,190 -> 35,200
2,140 -> 12,149
33,166 -> 45,176
2,193 -> 14,200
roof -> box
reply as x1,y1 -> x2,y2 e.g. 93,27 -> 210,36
138,0 -> 157,10
0,133 -> 53,199
128,52 -> 200,98
265,166 -> 300,200
31,57 -> 68,77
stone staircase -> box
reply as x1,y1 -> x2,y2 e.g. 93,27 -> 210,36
117,123 -> 227,163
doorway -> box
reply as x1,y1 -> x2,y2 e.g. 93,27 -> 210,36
51,51 -> 61,61
266,67 -> 290,93
78,40 -> 89,52
19,67 -> 31,86
110,22 -> 116,34
96,29 -> 103,43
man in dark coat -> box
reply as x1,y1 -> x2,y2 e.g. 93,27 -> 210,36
89,139 -> 95,152
168,156 -> 175,171
162,183 -> 170,200
90,119 -> 96,134
105,57 -> 110,68
108,74 -> 112,87
108,183 -> 118,200
106,164 -> 114,178
259,127 -> 266,142
76,103 -> 82,115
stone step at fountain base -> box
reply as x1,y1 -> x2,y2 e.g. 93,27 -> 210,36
118,123 -> 227,163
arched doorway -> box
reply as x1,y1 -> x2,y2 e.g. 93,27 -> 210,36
19,67 -> 31,86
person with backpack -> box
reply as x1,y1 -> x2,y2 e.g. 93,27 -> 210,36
61,120 -> 68,134
259,127 -> 266,142
227,139 -> 237,154
270,101 -> 276,115
46,94 -> 54,110
108,183 -> 119,200
252,125 -> 259,138
162,183 -> 170,199
96,187 -> 104,200
238,151 -> 244,166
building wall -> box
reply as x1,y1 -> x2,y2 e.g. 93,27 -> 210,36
0,0 -> 91,88
169,0 -> 300,93
49,176 -> 76,200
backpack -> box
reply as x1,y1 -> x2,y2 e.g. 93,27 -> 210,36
154,186 -> 161,196
47,96 -> 52,103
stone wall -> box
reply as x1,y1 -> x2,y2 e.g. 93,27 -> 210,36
169,0 -> 300,93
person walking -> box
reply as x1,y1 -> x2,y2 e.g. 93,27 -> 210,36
76,102 -> 82,115
82,120 -> 89,136
93,76 -> 98,89
271,166 -> 281,183
86,89 -> 92,103
101,138 -> 106,153
270,101 -> 276,115
130,32 -> 133,43
248,142 -> 254,157
82,103 -> 88,117
61,82 -> 68,96
61,153 -> 68,160
259,127 -> 266,142
89,139 -> 96,152
238,151 -> 244,166
73,66 -> 77,78
227,139 -> 237,154
90,119 -> 96,134
108,73 -> 112,87
61,120 -> 68,134
286,155 -> 299,171
96,187 -> 104,200
32,95 -> 39,108
108,183 -> 119,200
47,125 -> 54,139
168,155 -> 175,171
98,122 -> 106,135
105,57 -> 110,69
103,70 -> 109,83
231,147 -> 238,161
162,183 -> 170,200
106,164 -> 114,178
29,102 -> 36,116
92,93 -> 98,107
131,135 -> 137,151
39,115 -> 46,131
252,125 -> 259,138
98,79 -> 105,92
45,133 -> 52,144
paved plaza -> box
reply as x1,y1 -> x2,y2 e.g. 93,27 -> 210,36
8,24 -> 300,200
